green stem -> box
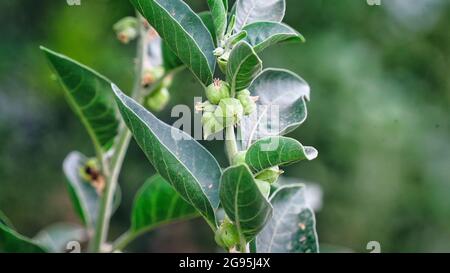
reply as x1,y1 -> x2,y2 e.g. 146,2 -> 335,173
90,12 -> 148,253
225,126 -> 239,164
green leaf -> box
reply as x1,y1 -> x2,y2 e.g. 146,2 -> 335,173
0,210 -> 14,229
245,136 -> 318,173
40,47 -> 119,151
112,84 -> 222,228
226,41 -> 262,92
256,184 -> 319,253
0,223 -> 48,253
131,0 -> 216,86
239,69 -> 310,148
220,165 -> 272,241
34,223 -> 86,253
243,21 -> 304,53
131,175 -> 198,235
207,0 -> 228,42
63,152 -> 100,230
234,0 -> 286,31
162,11 -> 217,71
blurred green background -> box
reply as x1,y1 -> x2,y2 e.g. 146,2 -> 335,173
0,0 -> 449,252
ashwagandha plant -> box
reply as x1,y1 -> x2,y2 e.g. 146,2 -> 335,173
0,0 -> 319,253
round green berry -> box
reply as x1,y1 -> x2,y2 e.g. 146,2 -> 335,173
205,79 -> 231,105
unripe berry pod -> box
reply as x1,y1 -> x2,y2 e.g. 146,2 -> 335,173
113,17 -> 139,44
202,112 -> 224,139
205,79 -> 231,105
146,87 -> 170,112
255,166 -> 283,184
237,89 -> 257,116
215,220 -> 240,249
214,98 -> 244,127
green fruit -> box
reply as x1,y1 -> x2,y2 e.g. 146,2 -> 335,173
113,17 -> 139,44
255,179 -> 271,199
232,151 -> 247,166
237,89 -> 256,116
215,220 -> 240,249
202,112 -> 224,139
146,87 -> 170,112
205,79 -> 231,105
214,98 -> 244,127
255,166 -> 283,184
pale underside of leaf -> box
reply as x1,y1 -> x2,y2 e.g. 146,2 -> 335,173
112,84 -> 221,228
239,68 -> 310,148
234,0 -> 286,32
256,184 -> 319,253
33,223 -> 86,253
131,0 -> 216,86
63,151 -> 100,229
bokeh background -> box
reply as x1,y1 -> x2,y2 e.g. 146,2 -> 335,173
1,0 -> 449,252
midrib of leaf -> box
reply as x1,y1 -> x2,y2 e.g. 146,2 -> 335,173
239,0 -> 257,31
266,186 -> 297,252
117,90 -> 218,228
134,0 -> 215,85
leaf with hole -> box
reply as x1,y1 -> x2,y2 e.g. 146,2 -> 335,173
234,0 -> 286,32
246,136 -> 318,173
220,164 -> 272,241
239,69 -> 310,148
112,84 -> 222,229
34,223 -> 86,253
63,152 -> 100,230
227,41 -> 262,93
131,175 -> 198,237
243,21 -> 304,53
256,184 -> 319,253
0,223 -> 47,253
41,47 -> 119,151
131,0 -> 216,85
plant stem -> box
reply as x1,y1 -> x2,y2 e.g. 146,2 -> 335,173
89,13 -> 148,253
225,126 -> 239,164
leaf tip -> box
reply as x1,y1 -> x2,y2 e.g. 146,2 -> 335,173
304,146 -> 318,160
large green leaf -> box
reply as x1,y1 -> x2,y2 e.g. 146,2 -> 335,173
131,175 -> 198,235
131,0 -> 216,86
207,0 -> 228,42
112,84 -> 221,228
63,152 -> 100,230
226,41 -> 262,92
41,47 -> 119,151
246,136 -> 318,173
162,11 -> 217,71
239,69 -> 310,148
243,21 -> 304,53
234,0 -> 286,31
0,223 -> 47,253
220,165 -> 272,241
256,184 -> 319,253
34,223 -> 86,253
